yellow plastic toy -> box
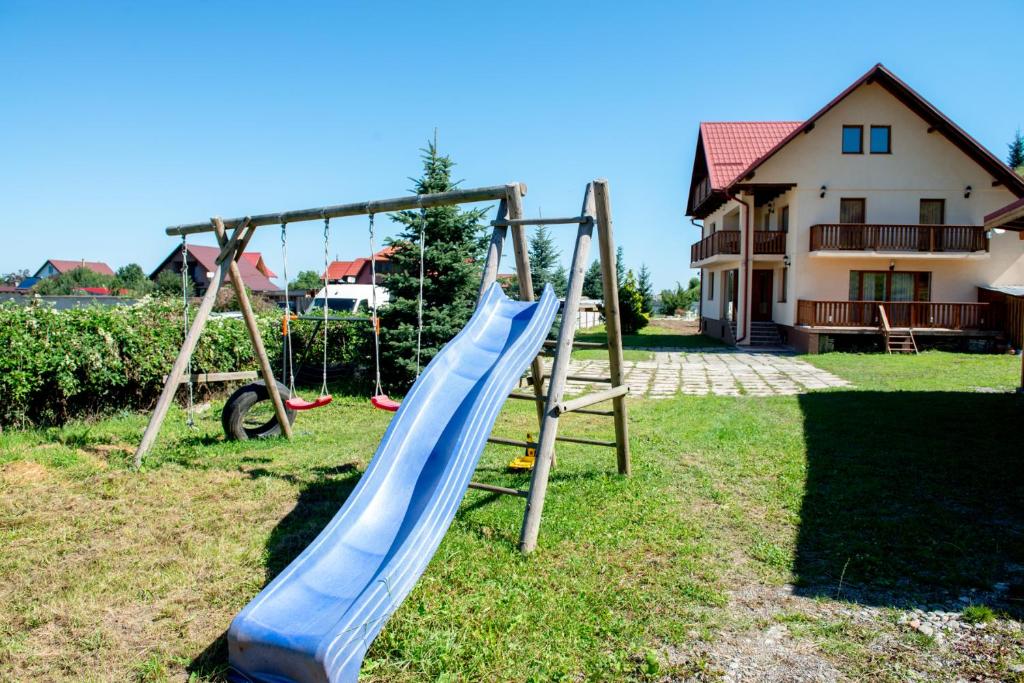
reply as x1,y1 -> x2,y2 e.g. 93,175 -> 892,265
507,433 -> 536,471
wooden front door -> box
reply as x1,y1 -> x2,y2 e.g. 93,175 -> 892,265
750,270 -> 774,321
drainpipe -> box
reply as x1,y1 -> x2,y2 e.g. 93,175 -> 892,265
727,192 -> 753,344
690,217 -> 704,326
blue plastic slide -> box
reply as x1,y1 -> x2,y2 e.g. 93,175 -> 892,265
228,283 -> 559,683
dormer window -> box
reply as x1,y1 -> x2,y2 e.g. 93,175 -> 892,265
842,125 -> 863,154
870,125 -> 891,154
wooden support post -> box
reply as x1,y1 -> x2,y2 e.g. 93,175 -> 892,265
479,198 -> 508,303
132,222 -> 248,467
506,183 -> 547,428
593,179 -> 631,476
519,183 -> 596,553
212,218 -> 293,441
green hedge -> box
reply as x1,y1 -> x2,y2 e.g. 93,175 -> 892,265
0,301 -> 372,428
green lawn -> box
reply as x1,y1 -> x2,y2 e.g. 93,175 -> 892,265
1,351 -> 1022,681
573,319 -> 724,361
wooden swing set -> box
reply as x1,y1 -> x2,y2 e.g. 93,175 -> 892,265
133,179 -> 630,553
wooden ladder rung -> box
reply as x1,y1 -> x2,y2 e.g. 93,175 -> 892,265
507,391 -> 547,402
543,339 -> 606,349
468,481 -> 528,498
488,435 -> 617,449
555,385 -> 629,415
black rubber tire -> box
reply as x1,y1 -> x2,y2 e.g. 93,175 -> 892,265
221,380 -> 298,441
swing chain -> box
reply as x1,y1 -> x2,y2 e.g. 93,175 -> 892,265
369,214 -> 383,397
181,235 -> 195,429
281,222 -> 295,394
320,214 -> 330,397
416,206 -> 426,374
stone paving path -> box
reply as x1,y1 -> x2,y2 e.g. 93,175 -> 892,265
542,349 -> 851,399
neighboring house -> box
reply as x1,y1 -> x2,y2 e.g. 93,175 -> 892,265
686,63 -> 1024,352
149,244 -> 280,296
33,259 -> 115,279
323,248 -> 395,285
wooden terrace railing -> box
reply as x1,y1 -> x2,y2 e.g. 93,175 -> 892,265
796,300 -> 1000,330
809,224 -> 988,253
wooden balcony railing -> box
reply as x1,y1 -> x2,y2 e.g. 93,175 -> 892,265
809,224 -> 988,253
691,231 -> 739,262
690,231 -> 785,262
796,300 -> 1000,330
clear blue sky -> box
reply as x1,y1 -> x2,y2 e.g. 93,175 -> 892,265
2,1 -> 1022,291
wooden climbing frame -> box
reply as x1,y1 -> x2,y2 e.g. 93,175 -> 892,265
133,179 -> 631,554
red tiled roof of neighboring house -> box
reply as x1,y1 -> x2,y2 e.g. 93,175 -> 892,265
324,248 -> 393,281
75,286 -> 128,296
241,253 -> 277,278
699,121 -> 802,190
185,245 -> 280,292
38,259 -> 116,277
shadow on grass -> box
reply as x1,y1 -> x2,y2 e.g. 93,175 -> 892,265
188,466 -> 363,680
795,391 -> 1024,614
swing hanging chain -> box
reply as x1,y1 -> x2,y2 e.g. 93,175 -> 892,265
281,222 -> 295,394
181,236 -> 195,429
320,214 -> 330,397
369,214 -> 383,397
416,206 -> 426,375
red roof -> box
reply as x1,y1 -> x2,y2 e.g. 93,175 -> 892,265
41,259 -> 115,277
699,122 -> 802,190
185,245 -> 280,292
241,253 -> 277,278
324,248 -> 393,281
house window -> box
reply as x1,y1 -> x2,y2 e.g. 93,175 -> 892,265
849,270 -> 931,301
779,206 -> 789,233
779,267 -> 788,303
709,221 -> 716,235
840,198 -> 866,224
842,125 -> 863,154
919,199 -> 945,225
707,271 -> 715,300
762,211 -> 771,230
870,125 -> 891,154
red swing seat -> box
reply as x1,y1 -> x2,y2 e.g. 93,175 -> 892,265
371,394 -> 400,412
285,395 -> 333,411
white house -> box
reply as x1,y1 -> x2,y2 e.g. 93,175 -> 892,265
686,64 -> 1024,352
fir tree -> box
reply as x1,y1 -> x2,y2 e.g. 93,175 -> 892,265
551,264 -> 569,298
1009,129 -> 1024,172
528,224 -> 562,294
582,261 -> 603,299
380,142 -> 488,390
618,270 -> 649,334
615,246 -> 625,288
637,263 -> 654,315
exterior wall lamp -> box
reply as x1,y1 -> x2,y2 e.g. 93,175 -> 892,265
819,185 -> 827,198
964,185 -> 972,198
783,255 -> 791,267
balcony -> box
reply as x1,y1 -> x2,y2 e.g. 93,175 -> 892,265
690,231 -> 786,264
796,300 -> 1000,331
809,224 -> 988,254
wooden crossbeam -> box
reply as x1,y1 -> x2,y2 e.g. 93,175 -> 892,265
491,216 -> 592,227
468,482 -> 528,498
165,371 -> 259,384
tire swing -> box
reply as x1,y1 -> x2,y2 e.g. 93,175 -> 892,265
220,220 -> 305,441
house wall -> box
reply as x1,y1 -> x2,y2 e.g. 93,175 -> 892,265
696,81 -> 1024,336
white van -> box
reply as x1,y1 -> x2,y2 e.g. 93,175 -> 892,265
309,284 -> 390,314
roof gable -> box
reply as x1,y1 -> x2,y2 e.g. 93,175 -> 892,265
700,122 -> 802,190
731,64 -> 1024,196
